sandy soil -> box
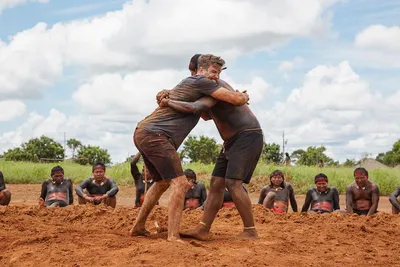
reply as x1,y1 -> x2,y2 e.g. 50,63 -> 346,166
0,184 -> 399,267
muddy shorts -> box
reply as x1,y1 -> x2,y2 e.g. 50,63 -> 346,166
134,127 -> 183,181
212,129 -> 263,184
353,209 -> 378,215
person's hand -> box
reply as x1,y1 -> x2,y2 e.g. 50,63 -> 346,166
156,89 -> 170,104
159,98 -> 169,107
84,195 -> 94,203
38,198 -> 45,207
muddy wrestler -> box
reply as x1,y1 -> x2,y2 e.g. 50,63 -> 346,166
0,171 -> 12,206
157,54 -> 263,240
130,152 -> 155,208
130,54 -> 249,242
346,167 -> 379,215
184,169 -> 207,210
301,173 -> 340,213
39,166 -> 73,208
258,170 -> 298,214
389,185 -> 400,214
75,162 -> 119,208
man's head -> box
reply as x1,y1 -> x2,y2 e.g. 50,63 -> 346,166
92,162 -> 106,182
270,170 -> 285,188
51,165 -> 64,184
314,173 -> 328,192
184,169 -> 197,186
354,167 -> 368,188
188,54 -> 202,76
197,54 -> 225,81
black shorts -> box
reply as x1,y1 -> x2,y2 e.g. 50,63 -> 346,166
134,127 -> 183,182
212,129 -> 263,184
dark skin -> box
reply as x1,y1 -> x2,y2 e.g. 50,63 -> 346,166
301,182 -> 340,213
159,79 -> 258,240
0,171 -> 11,206
346,172 -> 379,215
388,186 -> 400,214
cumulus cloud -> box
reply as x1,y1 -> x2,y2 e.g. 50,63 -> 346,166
0,0 -> 339,100
0,0 -> 48,13
278,57 -> 304,72
355,25 -> 400,52
0,100 -> 26,121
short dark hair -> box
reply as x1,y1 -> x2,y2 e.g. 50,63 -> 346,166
92,162 -> 106,171
184,169 -> 196,180
314,173 -> 328,183
51,165 -> 64,176
189,54 -> 202,72
354,167 -> 368,177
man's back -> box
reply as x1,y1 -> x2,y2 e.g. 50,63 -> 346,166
208,79 -> 261,141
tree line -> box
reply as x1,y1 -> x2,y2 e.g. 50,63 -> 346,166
0,136 -> 110,165
179,135 -> 400,167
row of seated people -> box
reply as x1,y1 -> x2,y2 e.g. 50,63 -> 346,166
1,162 -> 400,215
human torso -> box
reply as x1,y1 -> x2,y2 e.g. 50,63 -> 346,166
44,179 -> 71,204
309,188 -> 335,212
351,182 -> 374,210
208,79 -> 261,141
138,76 -> 219,148
185,183 -> 205,209
86,178 -> 113,195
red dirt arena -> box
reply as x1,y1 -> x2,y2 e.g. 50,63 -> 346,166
1,184 -> 400,267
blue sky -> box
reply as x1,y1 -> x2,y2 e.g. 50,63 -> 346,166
0,0 -> 399,163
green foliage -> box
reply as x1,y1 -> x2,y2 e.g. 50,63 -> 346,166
342,158 -> 356,167
3,136 -> 64,162
376,140 -> 400,167
261,143 -> 282,164
67,138 -> 82,158
181,135 -> 220,164
291,146 -> 334,166
76,145 -> 111,165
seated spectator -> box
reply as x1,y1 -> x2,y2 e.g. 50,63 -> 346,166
39,166 -> 73,208
0,171 -> 11,206
258,170 -> 298,213
346,167 -> 379,216
76,162 -> 119,208
301,173 -> 340,213
184,169 -> 207,210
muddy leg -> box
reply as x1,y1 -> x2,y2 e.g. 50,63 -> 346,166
0,189 -> 11,206
103,196 -> 117,208
262,192 -> 276,209
167,175 -> 191,242
77,195 -> 89,205
180,176 -> 225,241
48,202 -> 60,208
130,180 -> 170,237
226,179 -> 258,240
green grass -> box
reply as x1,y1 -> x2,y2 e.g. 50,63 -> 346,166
1,161 -> 400,195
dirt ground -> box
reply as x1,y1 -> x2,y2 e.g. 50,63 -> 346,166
1,184 -> 400,267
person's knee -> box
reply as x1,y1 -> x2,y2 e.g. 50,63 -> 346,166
2,189 -> 11,198
266,192 -> 276,199
225,178 -> 242,191
171,175 -> 191,191
210,176 -> 225,193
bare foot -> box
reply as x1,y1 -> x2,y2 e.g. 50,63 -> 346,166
167,236 -> 186,243
236,229 -> 259,240
180,225 -> 211,241
129,226 -> 151,237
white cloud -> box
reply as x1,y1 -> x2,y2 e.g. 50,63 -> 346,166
260,61 -> 400,161
355,25 -> 400,52
0,0 -> 339,100
0,0 -> 49,13
0,100 -> 26,121
278,57 -> 304,72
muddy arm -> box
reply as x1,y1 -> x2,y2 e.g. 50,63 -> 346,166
288,184 -> 298,212
162,96 -> 217,115
332,187 -> 340,210
301,189 -> 312,212
345,185 -> 354,213
368,185 -> 380,216
389,186 -> 400,211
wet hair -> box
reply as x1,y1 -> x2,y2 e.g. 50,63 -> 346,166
92,162 -> 106,172
269,170 -> 285,187
197,54 -> 225,71
184,169 -> 196,181
188,54 -> 202,72
314,173 -> 328,183
354,167 -> 368,177
51,165 -> 64,176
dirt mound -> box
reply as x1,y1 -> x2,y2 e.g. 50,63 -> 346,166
395,165 -> 400,169
355,158 -> 389,169
1,204 -> 400,267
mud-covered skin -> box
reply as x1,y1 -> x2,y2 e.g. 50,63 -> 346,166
346,181 -> 380,215
389,186 -> 400,214
75,177 -> 119,198
0,171 -> 11,206
138,75 -> 221,149
184,182 -> 207,209
40,179 -> 73,207
130,161 -> 155,207
301,187 -> 340,213
258,182 -> 298,212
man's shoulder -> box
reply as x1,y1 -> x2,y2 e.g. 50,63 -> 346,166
346,183 -> 356,191
369,181 -> 379,190
42,179 -> 52,185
